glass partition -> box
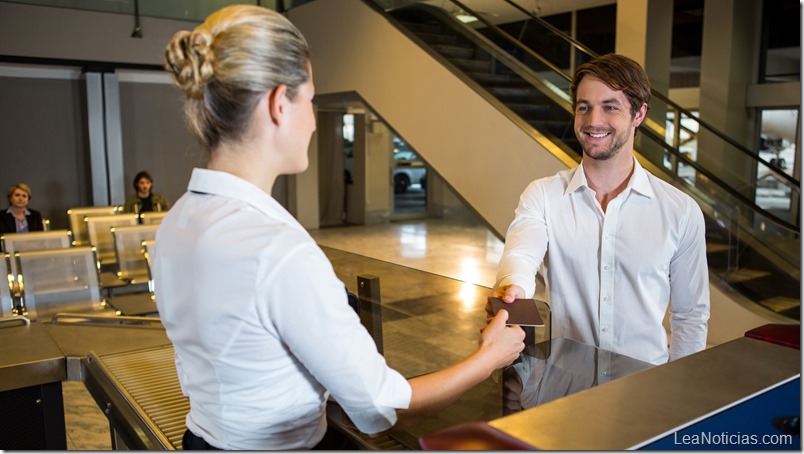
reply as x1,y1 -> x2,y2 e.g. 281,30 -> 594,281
321,245 -> 653,449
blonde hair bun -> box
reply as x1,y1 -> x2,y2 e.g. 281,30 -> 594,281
165,28 -> 216,98
164,5 -> 311,150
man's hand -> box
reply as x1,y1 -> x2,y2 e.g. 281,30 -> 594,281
485,285 -> 526,319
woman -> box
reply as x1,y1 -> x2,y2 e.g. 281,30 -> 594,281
124,171 -> 169,213
0,183 -> 44,234
157,5 -> 524,450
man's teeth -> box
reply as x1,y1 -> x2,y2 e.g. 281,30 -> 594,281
589,132 -> 608,138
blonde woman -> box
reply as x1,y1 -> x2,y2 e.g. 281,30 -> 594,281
0,183 -> 44,234
157,5 -> 524,451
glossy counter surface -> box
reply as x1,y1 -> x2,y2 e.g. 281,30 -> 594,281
322,246 -> 657,448
489,336 -> 801,450
0,321 -> 66,391
323,246 -> 800,449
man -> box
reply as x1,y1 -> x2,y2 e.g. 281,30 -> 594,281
492,54 -> 710,365
124,171 -> 170,214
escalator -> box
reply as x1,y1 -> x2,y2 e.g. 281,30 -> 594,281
289,0 -> 799,322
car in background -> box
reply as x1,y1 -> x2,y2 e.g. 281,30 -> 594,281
754,173 -> 792,211
393,137 -> 427,194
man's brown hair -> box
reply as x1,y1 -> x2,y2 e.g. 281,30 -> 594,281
570,53 -> 651,118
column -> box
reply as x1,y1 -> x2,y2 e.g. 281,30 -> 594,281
615,0 -> 674,164
698,0 -> 762,197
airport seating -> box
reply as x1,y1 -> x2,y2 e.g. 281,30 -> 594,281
67,206 -> 121,246
111,224 -> 158,284
104,237 -> 158,316
0,253 -> 15,318
1,230 -> 73,277
85,214 -> 139,268
142,240 -> 156,297
15,246 -> 107,322
140,211 -> 168,225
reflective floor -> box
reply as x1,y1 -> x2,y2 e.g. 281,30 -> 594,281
64,212 -> 501,450
311,215 -> 504,288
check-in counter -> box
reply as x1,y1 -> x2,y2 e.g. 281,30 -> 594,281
486,336 -> 800,450
0,319 -> 67,450
4,246 -> 798,450
0,314 -> 170,450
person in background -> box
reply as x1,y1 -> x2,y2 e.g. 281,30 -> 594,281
124,171 -> 169,213
157,5 -> 525,450
491,54 -> 710,365
0,183 -> 44,234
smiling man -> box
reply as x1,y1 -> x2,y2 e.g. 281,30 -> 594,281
490,54 -> 710,365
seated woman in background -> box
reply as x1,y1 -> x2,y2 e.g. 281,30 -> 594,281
156,5 -> 524,450
0,183 -> 44,234
124,171 -> 170,213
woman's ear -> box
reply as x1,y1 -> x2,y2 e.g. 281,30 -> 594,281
268,84 -> 288,126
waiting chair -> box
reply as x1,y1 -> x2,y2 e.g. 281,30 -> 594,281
1,230 -> 73,277
140,211 -> 168,225
67,206 -> 121,246
15,246 -> 108,322
111,224 -> 158,284
142,240 -> 156,296
0,253 -> 16,318
105,235 -> 158,317
85,214 -> 139,268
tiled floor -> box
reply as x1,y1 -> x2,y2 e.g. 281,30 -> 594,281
310,216 -> 505,289
63,380 -> 112,450
63,212 -> 501,450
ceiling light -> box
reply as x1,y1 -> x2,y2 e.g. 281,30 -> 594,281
455,13 -> 478,23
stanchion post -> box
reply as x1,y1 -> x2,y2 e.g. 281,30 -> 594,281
356,274 -> 383,354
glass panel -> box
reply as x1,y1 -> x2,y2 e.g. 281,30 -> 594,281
322,246 -> 654,449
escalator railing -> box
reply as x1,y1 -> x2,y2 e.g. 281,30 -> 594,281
361,0 -> 799,320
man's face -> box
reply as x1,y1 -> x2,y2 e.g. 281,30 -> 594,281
573,75 -> 646,162
137,178 -> 152,194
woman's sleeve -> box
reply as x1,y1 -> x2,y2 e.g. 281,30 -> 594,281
259,242 -> 412,434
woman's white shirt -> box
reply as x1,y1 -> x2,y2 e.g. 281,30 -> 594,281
153,168 -> 411,450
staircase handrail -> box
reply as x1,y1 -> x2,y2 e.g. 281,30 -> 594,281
500,0 -> 800,190
434,0 -> 798,234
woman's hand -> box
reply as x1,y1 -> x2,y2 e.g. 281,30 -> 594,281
477,310 -> 525,371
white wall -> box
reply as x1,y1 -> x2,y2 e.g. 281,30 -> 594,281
0,2 -> 197,66
289,0 -> 570,237
707,280 -> 790,347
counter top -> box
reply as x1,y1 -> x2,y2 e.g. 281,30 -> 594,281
0,321 -> 66,391
489,336 -> 801,450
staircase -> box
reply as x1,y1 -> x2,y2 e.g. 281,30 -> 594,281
390,6 -> 582,157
